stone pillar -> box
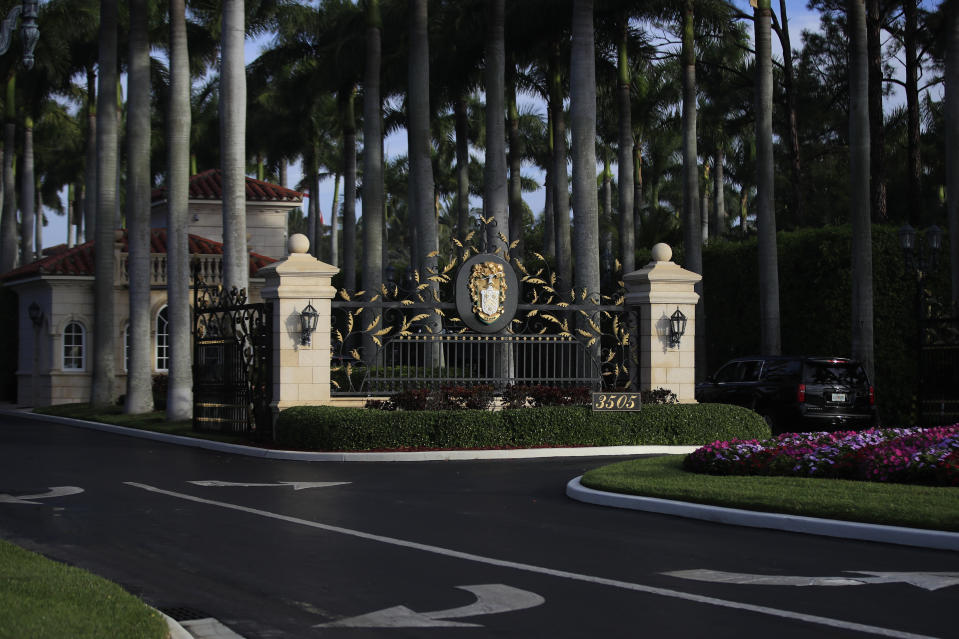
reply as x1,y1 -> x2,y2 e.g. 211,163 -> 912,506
624,243 -> 702,403
258,234 -> 339,414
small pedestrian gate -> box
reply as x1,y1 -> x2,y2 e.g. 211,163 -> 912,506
193,277 -> 273,438
920,316 -> 959,426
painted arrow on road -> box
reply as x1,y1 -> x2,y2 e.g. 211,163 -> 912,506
664,569 -> 959,591
0,486 -> 84,505
315,584 -> 546,628
188,480 -> 350,490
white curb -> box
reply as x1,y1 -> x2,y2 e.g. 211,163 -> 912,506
566,475 -> 959,552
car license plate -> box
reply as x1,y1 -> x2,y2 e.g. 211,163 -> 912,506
831,392 -> 847,402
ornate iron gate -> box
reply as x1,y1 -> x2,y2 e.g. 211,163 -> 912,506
920,316 -> 959,426
193,278 -> 273,437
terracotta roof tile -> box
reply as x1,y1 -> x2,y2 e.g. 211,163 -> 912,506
1,229 -> 276,282
151,169 -> 304,203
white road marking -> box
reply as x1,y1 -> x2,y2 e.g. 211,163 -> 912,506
665,569 -> 959,592
188,481 -> 350,490
124,482 -> 940,639
0,486 -> 84,505
316,584 -> 545,628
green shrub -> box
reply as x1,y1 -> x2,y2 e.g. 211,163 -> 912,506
702,225 -> 947,426
275,403 -> 769,451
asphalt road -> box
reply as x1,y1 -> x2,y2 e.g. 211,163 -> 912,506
1,413 -> 957,638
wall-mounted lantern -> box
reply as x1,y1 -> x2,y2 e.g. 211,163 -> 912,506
27,300 -> 43,328
0,1 -> 39,70
668,307 -> 687,347
300,301 -> 319,346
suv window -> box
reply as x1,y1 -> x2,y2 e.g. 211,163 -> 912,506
762,359 -> 801,381
803,361 -> 869,386
714,362 -> 743,383
740,360 -> 763,382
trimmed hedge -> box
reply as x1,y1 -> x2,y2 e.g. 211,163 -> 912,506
275,403 -> 770,451
702,225 -> 950,426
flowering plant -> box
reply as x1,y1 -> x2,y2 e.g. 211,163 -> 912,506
683,425 -> 959,487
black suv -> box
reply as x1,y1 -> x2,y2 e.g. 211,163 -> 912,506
695,356 -> 877,433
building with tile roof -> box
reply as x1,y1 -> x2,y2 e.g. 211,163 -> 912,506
1,172 -> 303,408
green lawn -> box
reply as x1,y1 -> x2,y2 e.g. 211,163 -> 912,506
0,539 -> 167,639
581,455 -> 959,532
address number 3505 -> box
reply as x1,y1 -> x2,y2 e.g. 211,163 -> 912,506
591,392 -> 642,411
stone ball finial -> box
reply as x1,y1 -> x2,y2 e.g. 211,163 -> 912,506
651,243 -> 672,263
289,233 -> 310,254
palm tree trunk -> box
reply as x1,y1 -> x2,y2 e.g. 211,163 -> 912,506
307,151 -> 318,255
361,0 -> 384,365
849,0 -> 875,381
484,0 -> 508,254
713,147 -> 725,237
550,41 -> 571,298
617,11 -> 634,275
166,0 -> 193,420
0,74 -> 16,272
84,67 -> 96,242
125,0 -> 153,414
681,0 -> 705,380
221,0 -> 248,294
340,88 -> 357,292
866,0 -> 886,222
19,116 -> 34,267
756,0 -> 781,355
904,0 -> 921,226
35,186 -> 41,260
67,183 -> 75,248
947,1 -> 959,308
700,162 -> 709,244
91,0 -> 119,407
408,0 -> 441,363
329,172 -> 340,267
778,0 -> 805,227
680,1 -> 701,273
570,0 -> 600,312
507,70 -> 524,259
454,95 -> 471,246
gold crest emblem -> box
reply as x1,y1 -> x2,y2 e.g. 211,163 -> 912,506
469,261 -> 507,324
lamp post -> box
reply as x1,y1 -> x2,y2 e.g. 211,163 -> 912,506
898,224 -> 942,424
0,1 -> 39,70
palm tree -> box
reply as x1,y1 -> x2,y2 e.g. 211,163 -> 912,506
125,0 -> 152,414
680,0 -> 700,276
849,0 -> 874,381
0,73 -> 15,273
90,0 -> 118,407
19,114 -> 33,266
221,0 -> 247,294
947,0 -> 959,307
570,0 -> 599,306
166,0 -> 192,420
484,0 -> 508,253
755,0 -> 781,355
616,11 -> 634,275
549,40 -> 572,295
361,0 -> 384,364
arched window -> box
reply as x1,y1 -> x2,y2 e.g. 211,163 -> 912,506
63,322 -> 85,370
155,306 -> 169,372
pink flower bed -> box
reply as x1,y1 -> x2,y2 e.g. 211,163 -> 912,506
683,426 -> 959,487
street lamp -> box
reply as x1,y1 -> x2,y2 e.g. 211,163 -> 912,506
898,224 -> 942,425
0,1 -> 39,70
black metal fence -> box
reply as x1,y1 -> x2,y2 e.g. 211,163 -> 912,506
330,299 -> 632,396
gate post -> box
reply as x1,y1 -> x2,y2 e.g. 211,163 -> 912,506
258,234 -> 339,419
624,243 -> 701,403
